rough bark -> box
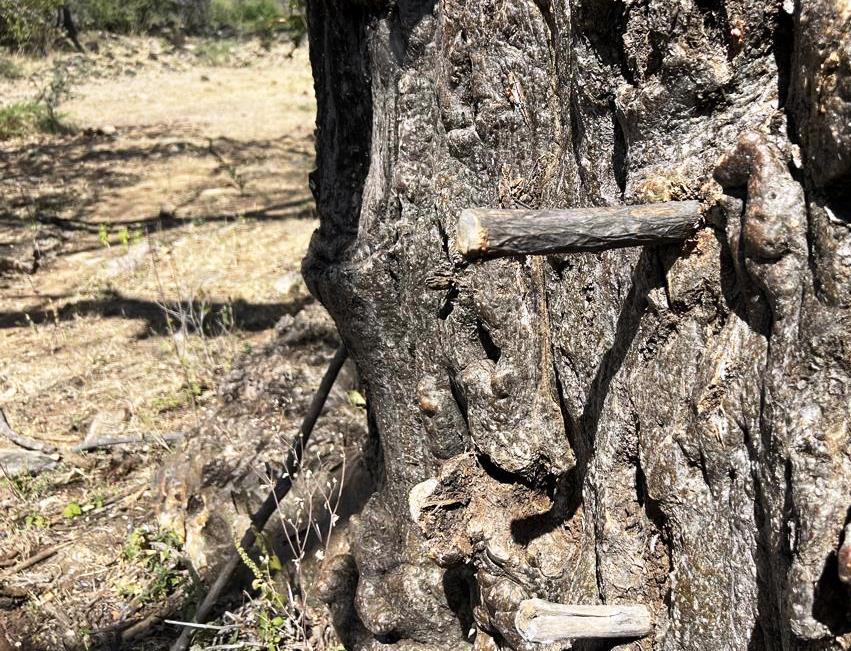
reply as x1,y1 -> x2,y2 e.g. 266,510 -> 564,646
302,0 -> 851,649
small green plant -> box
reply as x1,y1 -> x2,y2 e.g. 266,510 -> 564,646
151,380 -> 204,413
63,500 -> 82,519
35,60 -> 76,131
347,390 -> 366,408
234,532 -> 287,648
24,511 -> 47,529
0,101 -> 48,139
0,56 -> 24,79
116,525 -> 188,605
98,223 -> 110,247
117,226 -> 130,249
0,61 -> 78,140
3,468 -> 55,500
218,303 -> 234,331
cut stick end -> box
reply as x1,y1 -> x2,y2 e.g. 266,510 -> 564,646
515,598 -> 652,642
457,210 -> 487,258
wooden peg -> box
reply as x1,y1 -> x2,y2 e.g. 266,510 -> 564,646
515,598 -> 652,642
457,200 -> 702,259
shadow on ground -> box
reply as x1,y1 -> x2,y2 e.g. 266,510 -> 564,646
0,126 -> 316,262
0,288 -> 311,336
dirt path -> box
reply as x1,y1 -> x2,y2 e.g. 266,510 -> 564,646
0,38 -> 346,650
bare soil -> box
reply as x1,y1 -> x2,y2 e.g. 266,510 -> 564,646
0,36 -> 356,651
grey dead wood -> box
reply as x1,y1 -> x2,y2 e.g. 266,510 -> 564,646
515,598 -> 652,642
0,408 -> 58,456
169,344 -> 348,651
71,432 -> 184,453
456,200 -> 702,259
0,449 -> 57,478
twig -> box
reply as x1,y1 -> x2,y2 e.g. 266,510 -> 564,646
72,432 -> 184,453
0,408 -> 58,455
1,540 -> 71,577
165,620 -> 236,631
169,344 -> 348,651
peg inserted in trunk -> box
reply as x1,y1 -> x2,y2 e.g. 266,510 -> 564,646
457,200 -> 702,259
515,598 -> 653,642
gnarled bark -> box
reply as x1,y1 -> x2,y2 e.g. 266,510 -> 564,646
303,0 -> 851,648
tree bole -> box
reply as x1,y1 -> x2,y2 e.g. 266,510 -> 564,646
304,0 -> 851,648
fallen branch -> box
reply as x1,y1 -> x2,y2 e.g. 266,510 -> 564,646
457,200 -> 702,259
515,598 -> 652,642
169,344 -> 349,651
1,541 -> 71,577
165,620 -> 236,631
0,408 -> 58,455
72,432 -> 184,453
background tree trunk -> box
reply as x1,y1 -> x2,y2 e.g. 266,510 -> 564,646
303,1 -> 851,649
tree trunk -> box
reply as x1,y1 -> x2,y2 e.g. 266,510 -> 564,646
302,1 -> 851,649
59,5 -> 84,52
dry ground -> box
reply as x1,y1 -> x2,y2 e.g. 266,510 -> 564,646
0,36 -> 356,650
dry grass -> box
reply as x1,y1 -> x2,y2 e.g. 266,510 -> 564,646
0,37 -> 344,650
0,42 -> 316,446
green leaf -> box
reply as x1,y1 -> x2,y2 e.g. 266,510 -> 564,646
63,501 -> 82,518
347,390 -> 367,408
267,553 -> 282,571
98,223 -> 110,248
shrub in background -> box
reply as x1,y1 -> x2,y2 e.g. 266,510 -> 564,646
75,0 -> 182,34
209,0 -> 280,34
0,0 -> 63,52
0,0 -> 307,53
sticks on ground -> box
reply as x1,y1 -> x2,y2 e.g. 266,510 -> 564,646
457,200 -> 702,260
1,541 -> 71,578
169,344 -> 349,651
72,432 -> 184,453
1,405 -> 180,459
0,408 -> 58,456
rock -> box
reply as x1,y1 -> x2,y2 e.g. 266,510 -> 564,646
273,314 -> 295,336
98,125 -> 117,136
159,202 -> 177,219
104,241 -> 150,278
273,270 -> 306,298
85,409 -> 128,442
0,449 -> 57,478
198,187 -> 236,201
